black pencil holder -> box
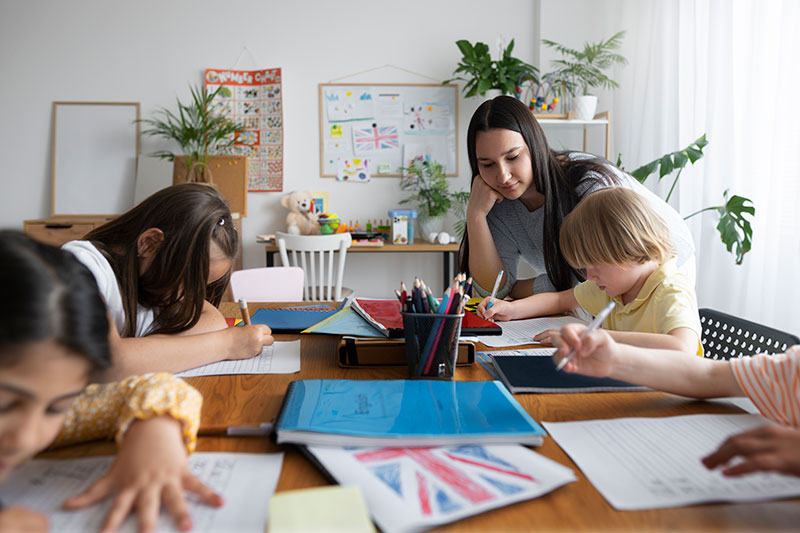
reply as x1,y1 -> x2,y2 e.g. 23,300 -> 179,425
401,311 -> 464,379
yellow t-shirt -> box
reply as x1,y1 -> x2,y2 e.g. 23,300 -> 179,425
573,258 -> 703,356
52,373 -> 202,454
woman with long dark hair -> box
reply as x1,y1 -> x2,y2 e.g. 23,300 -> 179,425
460,95 -> 694,299
63,183 -> 273,377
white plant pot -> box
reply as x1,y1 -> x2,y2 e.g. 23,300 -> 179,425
573,95 -> 598,120
418,215 -> 445,242
482,88 -> 503,101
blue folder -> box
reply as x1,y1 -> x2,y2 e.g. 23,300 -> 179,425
250,300 -> 347,333
274,379 -> 546,446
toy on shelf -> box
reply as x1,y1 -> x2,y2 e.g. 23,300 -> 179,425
317,213 -> 342,235
516,71 -> 572,117
281,190 -> 320,235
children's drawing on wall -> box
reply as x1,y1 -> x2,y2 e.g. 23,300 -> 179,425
326,88 -> 375,122
404,103 -> 452,133
353,124 -> 400,154
205,67 -> 284,191
337,158 -> 371,183
403,141 -> 448,171
319,84 -> 458,177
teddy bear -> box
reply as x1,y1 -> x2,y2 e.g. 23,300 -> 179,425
281,190 -> 320,235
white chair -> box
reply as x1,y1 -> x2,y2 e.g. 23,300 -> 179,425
230,267 -> 305,302
276,232 -> 353,301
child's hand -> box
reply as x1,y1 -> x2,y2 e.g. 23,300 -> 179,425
533,329 -> 559,345
226,324 -> 273,360
0,506 -> 48,532
62,416 -> 224,533
702,424 -> 800,477
477,297 -> 514,321
551,323 -> 616,377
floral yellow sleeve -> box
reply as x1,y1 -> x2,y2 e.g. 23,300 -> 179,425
52,373 -> 203,453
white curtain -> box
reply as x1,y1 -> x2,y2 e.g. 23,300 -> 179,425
609,0 -> 800,335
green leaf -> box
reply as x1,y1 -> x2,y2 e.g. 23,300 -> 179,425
685,147 -> 703,163
715,190 -> 755,265
658,155 -> 674,179
630,160 -> 660,183
455,40 -> 474,59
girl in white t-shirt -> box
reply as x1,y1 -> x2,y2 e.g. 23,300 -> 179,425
63,183 -> 272,378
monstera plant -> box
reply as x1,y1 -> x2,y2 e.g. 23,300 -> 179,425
619,134 -> 755,264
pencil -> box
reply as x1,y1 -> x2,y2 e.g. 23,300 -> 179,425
238,298 -> 252,326
199,422 -> 273,437
555,301 -> 616,371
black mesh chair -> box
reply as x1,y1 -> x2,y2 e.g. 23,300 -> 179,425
699,308 -> 800,360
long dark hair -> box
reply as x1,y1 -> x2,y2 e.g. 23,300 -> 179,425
0,231 -> 110,373
85,183 -> 238,336
459,95 -> 617,291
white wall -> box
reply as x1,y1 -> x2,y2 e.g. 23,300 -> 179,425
0,0 -> 539,297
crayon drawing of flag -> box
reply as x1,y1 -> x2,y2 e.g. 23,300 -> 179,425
353,445 -> 538,517
353,125 -> 399,153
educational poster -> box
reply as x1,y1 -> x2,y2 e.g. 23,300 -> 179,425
205,68 -> 284,191
319,84 -> 458,177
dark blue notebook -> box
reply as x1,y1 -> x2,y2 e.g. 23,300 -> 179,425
250,301 -> 346,333
493,355 -> 648,394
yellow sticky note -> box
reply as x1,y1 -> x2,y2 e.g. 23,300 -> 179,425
331,124 -> 343,138
268,486 -> 375,533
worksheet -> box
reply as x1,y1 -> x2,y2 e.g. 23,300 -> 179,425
0,452 -> 284,532
476,316 -> 587,347
544,414 -> 800,510
177,340 -> 300,377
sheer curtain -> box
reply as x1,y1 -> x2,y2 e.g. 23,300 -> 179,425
610,0 -> 800,334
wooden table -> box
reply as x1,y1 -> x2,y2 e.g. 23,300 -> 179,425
46,303 -> 800,530
262,241 -> 460,291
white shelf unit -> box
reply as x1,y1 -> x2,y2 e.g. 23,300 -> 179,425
534,111 -> 610,159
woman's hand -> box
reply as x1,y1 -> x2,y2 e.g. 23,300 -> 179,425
0,506 -> 48,532
551,324 -> 616,377
533,329 -> 559,345
226,324 -> 273,360
62,416 -> 224,533
466,175 -> 504,220
476,297 -> 515,322
702,424 -> 800,477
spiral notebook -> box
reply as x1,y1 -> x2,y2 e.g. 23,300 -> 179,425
250,300 -> 347,333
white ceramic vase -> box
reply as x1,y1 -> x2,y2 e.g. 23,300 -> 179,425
482,88 -> 503,101
418,215 -> 445,243
573,95 -> 598,120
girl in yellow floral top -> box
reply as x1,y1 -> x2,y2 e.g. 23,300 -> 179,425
0,231 -> 222,532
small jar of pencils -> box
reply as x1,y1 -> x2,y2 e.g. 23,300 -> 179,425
398,275 -> 470,379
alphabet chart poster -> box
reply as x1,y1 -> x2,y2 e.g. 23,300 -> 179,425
319,83 -> 458,178
205,68 -> 284,191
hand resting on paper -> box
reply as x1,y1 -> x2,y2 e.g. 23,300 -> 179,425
62,416 -> 224,532
0,506 -> 49,532
226,324 -> 273,360
702,424 -> 800,478
476,297 -> 515,322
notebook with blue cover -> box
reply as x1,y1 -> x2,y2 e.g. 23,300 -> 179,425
274,379 -> 545,446
492,355 -> 648,394
249,301 -> 346,333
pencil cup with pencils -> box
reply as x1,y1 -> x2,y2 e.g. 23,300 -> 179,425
402,311 -> 464,379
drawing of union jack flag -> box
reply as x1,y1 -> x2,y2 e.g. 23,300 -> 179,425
354,445 -> 538,517
353,125 -> 399,153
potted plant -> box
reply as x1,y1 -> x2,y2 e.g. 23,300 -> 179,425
542,31 -> 627,120
138,83 -> 248,215
399,157 -> 470,241
444,38 -> 538,98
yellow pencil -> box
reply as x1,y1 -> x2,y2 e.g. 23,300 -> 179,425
238,298 -> 252,326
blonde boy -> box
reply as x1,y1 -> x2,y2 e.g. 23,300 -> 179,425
478,187 -> 702,354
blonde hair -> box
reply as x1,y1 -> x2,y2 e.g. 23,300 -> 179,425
559,187 -> 674,268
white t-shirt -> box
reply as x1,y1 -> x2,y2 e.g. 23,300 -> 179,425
62,240 -> 155,337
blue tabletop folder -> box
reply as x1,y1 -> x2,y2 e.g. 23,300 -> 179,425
250,300 -> 347,333
274,379 -> 546,446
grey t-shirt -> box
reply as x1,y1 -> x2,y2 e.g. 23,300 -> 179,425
472,156 -> 696,298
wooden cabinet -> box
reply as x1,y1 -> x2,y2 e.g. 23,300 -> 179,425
24,217 -> 114,246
